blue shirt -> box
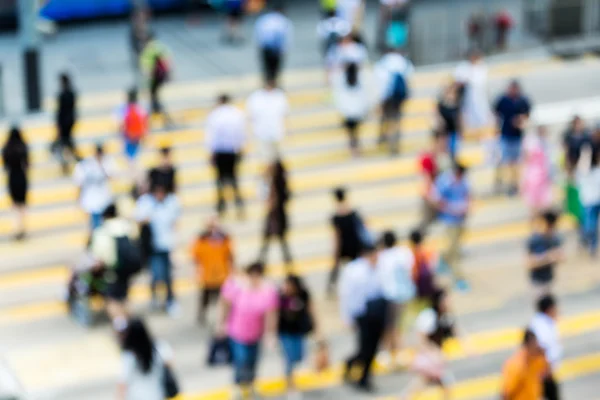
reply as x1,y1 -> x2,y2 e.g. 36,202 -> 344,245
433,171 -> 470,225
494,94 -> 531,140
338,258 -> 383,324
255,12 -> 293,52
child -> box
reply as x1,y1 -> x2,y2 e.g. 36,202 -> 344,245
521,126 -> 554,221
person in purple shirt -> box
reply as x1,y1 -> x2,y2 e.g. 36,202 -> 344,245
432,162 -> 471,292
494,80 -> 532,196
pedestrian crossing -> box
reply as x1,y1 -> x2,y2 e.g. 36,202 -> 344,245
1,55 -> 600,399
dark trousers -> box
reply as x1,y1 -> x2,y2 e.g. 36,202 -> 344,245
198,287 -> 221,321
53,121 -> 80,172
213,152 -> 243,215
379,98 -> 404,154
259,231 -> 293,266
150,251 -> 174,305
261,47 -> 283,84
345,118 -> 361,151
543,375 -> 560,400
150,78 -> 167,116
345,298 -> 388,387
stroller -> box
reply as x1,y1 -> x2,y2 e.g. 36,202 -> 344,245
66,253 -> 111,327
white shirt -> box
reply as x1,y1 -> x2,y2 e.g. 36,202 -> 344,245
120,341 -> 172,400
73,157 -> 116,214
378,246 -> 415,304
578,167 -> 600,206
91,218 -> 136,268
317,16 -> 352,40
329,42 -> 369,69
135,194 -> 181,252
374,53 -> 414,101
530,312 -> 562,369
205,104 -> 246,154
255,12 -> 293,52
247,88 -> 289,143
338,0 -> 362,25
338,257 -> 383,324
332,68 -> 373,119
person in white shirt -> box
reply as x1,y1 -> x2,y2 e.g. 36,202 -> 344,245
454,50 -> 492,133
332,62 -> 374,157
206,94 -> 246,218
377,231 -> 415,366
135,183 -> 181,316
327,34 -> 368,79
337,0 -> 365,31
374,49 -> 414,154
339,244 -> 388,392
529,295 -> 562,400
247,80 -> 289,167
255,6 -> 293,85
73,143 -> 116,231
317,10 -> 352,60
578,154 -> 600,257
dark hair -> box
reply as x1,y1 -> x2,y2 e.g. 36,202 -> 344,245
60,73 -> 71,89
542,210 -> 558,229
453,161 -> 467,176
380,230 -> 397,249
409,229 -> 423,245
160,146 -> 171,157
246,262 -> 265,276
522,328 -> 537,346
431,288 -> 447,316
3,126 -> 26,152
95,143 -> 104,157
345,63 -> 359,88
2,127 -> 27,166
325,10 -> 336,18
102,203 -> 118,219
127,89 -> 138,104
271,159 -> 290,203
334,187 -> 346,202
537,295 -> 556,314
361,242 -> 377,254
121,319 -> 155,374
218,94 -> 231,105
285,274 -> 307,296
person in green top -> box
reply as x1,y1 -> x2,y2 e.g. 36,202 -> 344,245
321,0 -> 337,16
140,35 -> 174,128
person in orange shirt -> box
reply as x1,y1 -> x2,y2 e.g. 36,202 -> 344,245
502,329 -> 548,400
191,216 -> 234,325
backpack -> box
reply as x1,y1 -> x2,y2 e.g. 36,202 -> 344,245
154,55 -> 170,83
389,72 -> 408,103
123,105 -> 147,142
115,236 -> 143,278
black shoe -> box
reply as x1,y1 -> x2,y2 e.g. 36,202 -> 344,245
355,381 -> 376,393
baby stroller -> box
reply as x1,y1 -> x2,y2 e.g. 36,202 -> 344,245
66,253 -> 110,327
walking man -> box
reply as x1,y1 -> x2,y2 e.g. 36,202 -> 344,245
526,211 -> 563,300
432,162 -> 471,292
255,5 -> 293,85
339,244 -> 388,392
54,73 -> 80,174
206,94 -> 246,218
530,295 -> 562,400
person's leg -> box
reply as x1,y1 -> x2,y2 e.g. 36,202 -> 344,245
279,232 -> 293,267
543,375 -> 560,400
344,317 -> 364,381
231,153 -> 244,216
358,317 -> 386,387
258,232 -> 271,264
15,204 -> 26,239
584,205 -> 600,256
149,253 -> 161,306
150,79 -> 161,116
444,224 -> 466,285
163,252 -> 175,306
327,256 -> 343,295
214,154 -> 226,215
245,342 -> 260,392
418,199 -> 438,233
390,104 -> 403,155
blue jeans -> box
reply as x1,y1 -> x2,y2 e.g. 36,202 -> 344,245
90,213 -> 103,230
279,334 -> 305,376
500,137 -> 522,164
124,139 -> 140,161
448,131 -> 461,160
150,252 -> 174,304
230,339 -> 260,385
583,204 -> 600,255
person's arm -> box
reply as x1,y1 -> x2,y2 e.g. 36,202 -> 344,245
501,360 -> 524,399
116,383 -> 127,400
307,297 -> 321,339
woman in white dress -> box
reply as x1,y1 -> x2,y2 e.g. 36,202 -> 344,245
454,51 -> 492,134
117,318 -> 173,400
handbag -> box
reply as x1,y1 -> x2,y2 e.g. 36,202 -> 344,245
207,337 -> 233,366
155,347 -> 179,399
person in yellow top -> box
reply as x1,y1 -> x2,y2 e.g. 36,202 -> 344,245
140,35 -> 173,127
502,329 -> 548,400
191,216 -> 234,325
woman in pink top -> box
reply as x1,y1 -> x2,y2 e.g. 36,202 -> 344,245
521,126 -> 554,221
218,262 -> 278,399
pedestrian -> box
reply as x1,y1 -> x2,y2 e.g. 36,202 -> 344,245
73,143 -> 116,232
408,230 -> 436,312
562,115 -> 591,176
255,5 -> 293,85
191,216 -> 234,325
117,318 -> 175,400
454,49 -> 492,135
206,94 -> 246,218
501,329 -> 547,400
333,62 -> 372,157
494,80 -> 532,196
376,231 -> 415,368
140,34 -> 173,128
530,295 -> 562,400
401,288 -> 470,400
374,47 -> 414,154
376,0 -> 410,53
337,0 -> 365,32
278,275 -> 317,399
578,153 -> 600,257
53,72 -> 80,175
222,0 -> 246,44
494,9 -> 513,51
218,262 -> 279,400
90,204 -> 138,320
247,79 -> 289,172
431,162 -> 471,292
317,10 -> 352,61
320,0 -> 337,17
258,159 -> 293,267
467,12 -> 486,51
418,130 -> 451,232
135,183 -> 181,316
521,125 -> 554,221
437,83 -> 462,160
129,5 -> 151,73
328,187 -> 364,295
589,124 -> 600,164
119,89 -> 149,175
339,244 -> 387,392
148,146 -> 177,195
526,211 -> 563,300
2,126 -> 29,241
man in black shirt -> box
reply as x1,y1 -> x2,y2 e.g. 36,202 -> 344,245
53,73 -> 80,174
148,146 -> 177,194
526,211 -> 563,300
562,115 -> 591,175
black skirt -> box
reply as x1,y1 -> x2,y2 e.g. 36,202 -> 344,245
8,168 -> 28,206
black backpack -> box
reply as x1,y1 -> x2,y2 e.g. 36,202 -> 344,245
115,236 -> 142,278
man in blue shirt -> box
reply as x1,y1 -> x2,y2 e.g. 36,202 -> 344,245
494,80 -> 532,196
255,6 -> 293,85
432,162 -> 471,291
